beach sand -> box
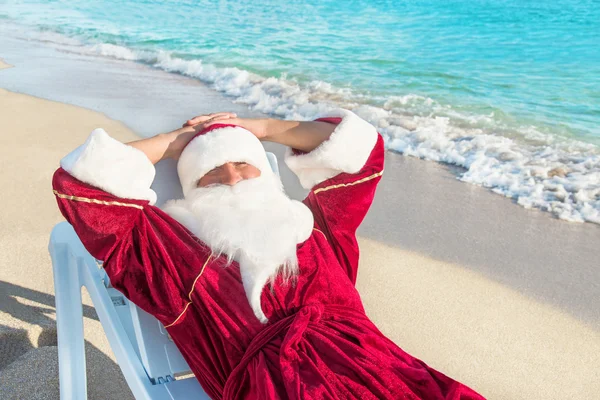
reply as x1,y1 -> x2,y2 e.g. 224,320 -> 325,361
0,42 -> 599,400
0,87 -> 138,399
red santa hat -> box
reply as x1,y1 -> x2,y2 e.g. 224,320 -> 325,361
177,123 -> 274,196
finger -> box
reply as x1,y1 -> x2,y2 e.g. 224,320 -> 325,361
203,117 -> 239,129
200,112 -> 236,121
184,119 -> 201,127
186,115 -> 207,126
185,113 -> 232,126
187,113 -> 236,127
187,114 -> 214,125
210,113 -> 237,122
206,112 -> 237,121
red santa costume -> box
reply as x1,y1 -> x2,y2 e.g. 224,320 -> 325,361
52,109 -> 485,400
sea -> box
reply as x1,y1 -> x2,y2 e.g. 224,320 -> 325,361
1,0 -> 599,223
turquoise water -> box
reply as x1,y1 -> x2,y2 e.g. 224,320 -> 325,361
1,0 -> 600,223
2,0 -> 599,143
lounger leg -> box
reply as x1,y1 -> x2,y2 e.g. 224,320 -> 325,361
52,246 -> 87,400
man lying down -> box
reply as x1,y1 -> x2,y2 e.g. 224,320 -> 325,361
53,109 -> 484,400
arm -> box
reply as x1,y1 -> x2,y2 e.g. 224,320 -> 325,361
299,133 -> 384,284
262,119 -> 336,152
282,110 -> 384,284
52,116 -> 231,325
125,129 -> 188,165
53,168 -> 211,326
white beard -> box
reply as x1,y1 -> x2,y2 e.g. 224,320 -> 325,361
162,173 -> 314,323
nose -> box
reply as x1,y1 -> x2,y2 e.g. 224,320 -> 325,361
221,163 -> 243,186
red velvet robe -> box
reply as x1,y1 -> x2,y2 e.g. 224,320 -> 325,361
52,112 -> 485,400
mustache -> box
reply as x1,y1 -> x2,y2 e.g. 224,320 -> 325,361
187,176 -> 279,206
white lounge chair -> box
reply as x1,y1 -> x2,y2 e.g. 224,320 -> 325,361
48,153 -> 279,400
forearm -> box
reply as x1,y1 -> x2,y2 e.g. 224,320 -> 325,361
282,109 -> 381,189
127,127 -> 195,164
263,119 -> 335,152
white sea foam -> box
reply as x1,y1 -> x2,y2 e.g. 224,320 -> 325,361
51,40 -> 600,225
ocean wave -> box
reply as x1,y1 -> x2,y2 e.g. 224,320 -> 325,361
34,38 -> 600,224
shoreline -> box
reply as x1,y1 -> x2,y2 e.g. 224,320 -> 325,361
0,26 -> 598,225
0,58 -> 12,69
0,35 -> 599,399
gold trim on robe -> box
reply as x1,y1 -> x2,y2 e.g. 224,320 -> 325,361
166,255 -> 213,328
53,190 -> 144,210
313,170 -> 383,194
165,301 -> 192,328
313,228 -> 327,241
188,255 -> 213,300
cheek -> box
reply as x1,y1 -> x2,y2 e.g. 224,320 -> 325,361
245,165 -> 262,179
198,174 -> 219,187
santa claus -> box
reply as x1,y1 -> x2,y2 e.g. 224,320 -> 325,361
53,109 -> 484,399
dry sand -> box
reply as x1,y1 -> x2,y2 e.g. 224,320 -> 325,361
0,87 -> 136,399
356,239 -> 600,399
0,58 -> 599,399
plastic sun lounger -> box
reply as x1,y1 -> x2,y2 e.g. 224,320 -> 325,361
48,153 -> 280,400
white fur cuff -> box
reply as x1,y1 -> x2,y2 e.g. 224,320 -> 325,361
284,109 -> 379,189
60,129 -> 157,204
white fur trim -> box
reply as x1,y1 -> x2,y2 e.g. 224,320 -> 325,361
284,109 -> 379,189
177,126 -> 273,197
292,201 -> 314,243
60,129 -> 157,204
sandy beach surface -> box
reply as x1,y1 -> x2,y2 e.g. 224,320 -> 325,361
0,87 -> 138,398
0,36 -> 599,400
